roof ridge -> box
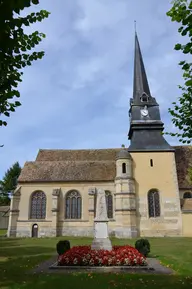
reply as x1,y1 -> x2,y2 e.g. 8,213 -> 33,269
26,160 -> 116,164
38,148 -> 123,151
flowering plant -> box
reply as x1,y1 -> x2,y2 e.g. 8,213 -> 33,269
58,245 -> 147,267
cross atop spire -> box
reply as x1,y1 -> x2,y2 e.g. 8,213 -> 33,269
133,33 -> 151,102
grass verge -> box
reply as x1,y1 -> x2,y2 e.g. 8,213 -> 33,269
0,237 -> 192,289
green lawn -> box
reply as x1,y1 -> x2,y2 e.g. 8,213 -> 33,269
0,229 -> 7,236
0,237 -> 192,289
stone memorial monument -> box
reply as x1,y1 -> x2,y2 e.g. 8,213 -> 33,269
91,188 -> 112,251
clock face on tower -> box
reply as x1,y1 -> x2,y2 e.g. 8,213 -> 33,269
140,105 -> 149,117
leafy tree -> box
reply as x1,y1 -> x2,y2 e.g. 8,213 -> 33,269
166,0 -> 192,144
0,188 -> 10,206
0,0 -> 50,127
0,162 -> 21,205
187,165 -> 192,184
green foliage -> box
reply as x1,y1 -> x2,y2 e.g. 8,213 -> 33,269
187,162 -> 192,184
165,0 -> 192,143
56,240 -> 71,256
0,0 -> 50,126
0,162 -> 21,205
0,191 -> 10,205
135,239 -> 150,257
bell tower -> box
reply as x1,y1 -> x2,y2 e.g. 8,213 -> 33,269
127,33 -> 182,237
128,33 -> 173,152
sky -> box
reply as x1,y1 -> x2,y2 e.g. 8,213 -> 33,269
0,0 -> 187,178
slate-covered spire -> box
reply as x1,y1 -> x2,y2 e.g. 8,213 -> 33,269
128,32 -> 174,152
133,33 -> 151,101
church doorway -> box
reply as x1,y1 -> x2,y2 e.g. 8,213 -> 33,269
32,224 -> 38,238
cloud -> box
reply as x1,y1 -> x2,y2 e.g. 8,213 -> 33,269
0,0 -> 186,178
75,0 -> 128,32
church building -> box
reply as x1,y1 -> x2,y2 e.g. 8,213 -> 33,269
8,33 -> 192,238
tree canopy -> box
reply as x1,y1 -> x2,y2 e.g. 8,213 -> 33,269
166,0 -> 192,143
0,0 -> 49,127
0,162 -> 21,205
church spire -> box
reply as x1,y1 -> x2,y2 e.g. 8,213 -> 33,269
128,31 -> 174,152
133,33 -> 151,101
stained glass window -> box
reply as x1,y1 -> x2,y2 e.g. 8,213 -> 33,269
148,190 -> 160,218
105,191 -> 113,219
94,194 -> 97,218
65,190 -> 81,219
30,191 -> 46,219
183,192 -> 192,199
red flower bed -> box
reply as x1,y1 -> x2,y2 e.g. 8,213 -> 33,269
58,245 -> 147,267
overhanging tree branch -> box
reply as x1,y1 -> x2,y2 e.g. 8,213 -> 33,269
165,0 -> 192,144
0,0 -> 50,127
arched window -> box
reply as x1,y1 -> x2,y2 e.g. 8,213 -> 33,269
65,190 -> 81,219
148,189 -> 160,218
183,192 -> 192,199
122,163 -> 126,174
94,193 -> 97,218
140,93 -> 149,102
105,191 -> 113,219
30,191 -> 46,219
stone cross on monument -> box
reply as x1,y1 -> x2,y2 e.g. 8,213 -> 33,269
91,188 -> 112,251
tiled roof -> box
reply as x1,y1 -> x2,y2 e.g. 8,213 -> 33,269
18,146 -> 192,188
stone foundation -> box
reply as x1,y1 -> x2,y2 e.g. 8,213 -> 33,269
16,226 -> 58,238
140,229 -> 181,237
7,228 -> 17,237
61,227 -> 94,237
60,227 -> 139,238
16,228 -> 31,238
8,227 -> 183,238
114,227 -> 138,238
10,225 -> 140,238
8,221 -> 183,238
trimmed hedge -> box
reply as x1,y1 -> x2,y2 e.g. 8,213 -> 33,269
56,240 -> 71,256
135,239 -> 150,257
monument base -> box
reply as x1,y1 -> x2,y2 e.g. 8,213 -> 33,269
91,238 -> 112,251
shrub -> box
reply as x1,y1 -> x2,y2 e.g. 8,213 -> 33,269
56,240 -> 71,256
58,245 -> 147,266
135,239 -> 150,257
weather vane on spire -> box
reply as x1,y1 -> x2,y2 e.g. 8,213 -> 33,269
134,20 -> 137,34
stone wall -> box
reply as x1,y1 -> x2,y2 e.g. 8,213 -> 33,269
182,212 -> 192,236
131,151 -> 183,237
15,221 -> 134,238
8,150 -> 188,238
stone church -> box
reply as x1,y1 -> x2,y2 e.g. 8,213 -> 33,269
8,33 -> 192,238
